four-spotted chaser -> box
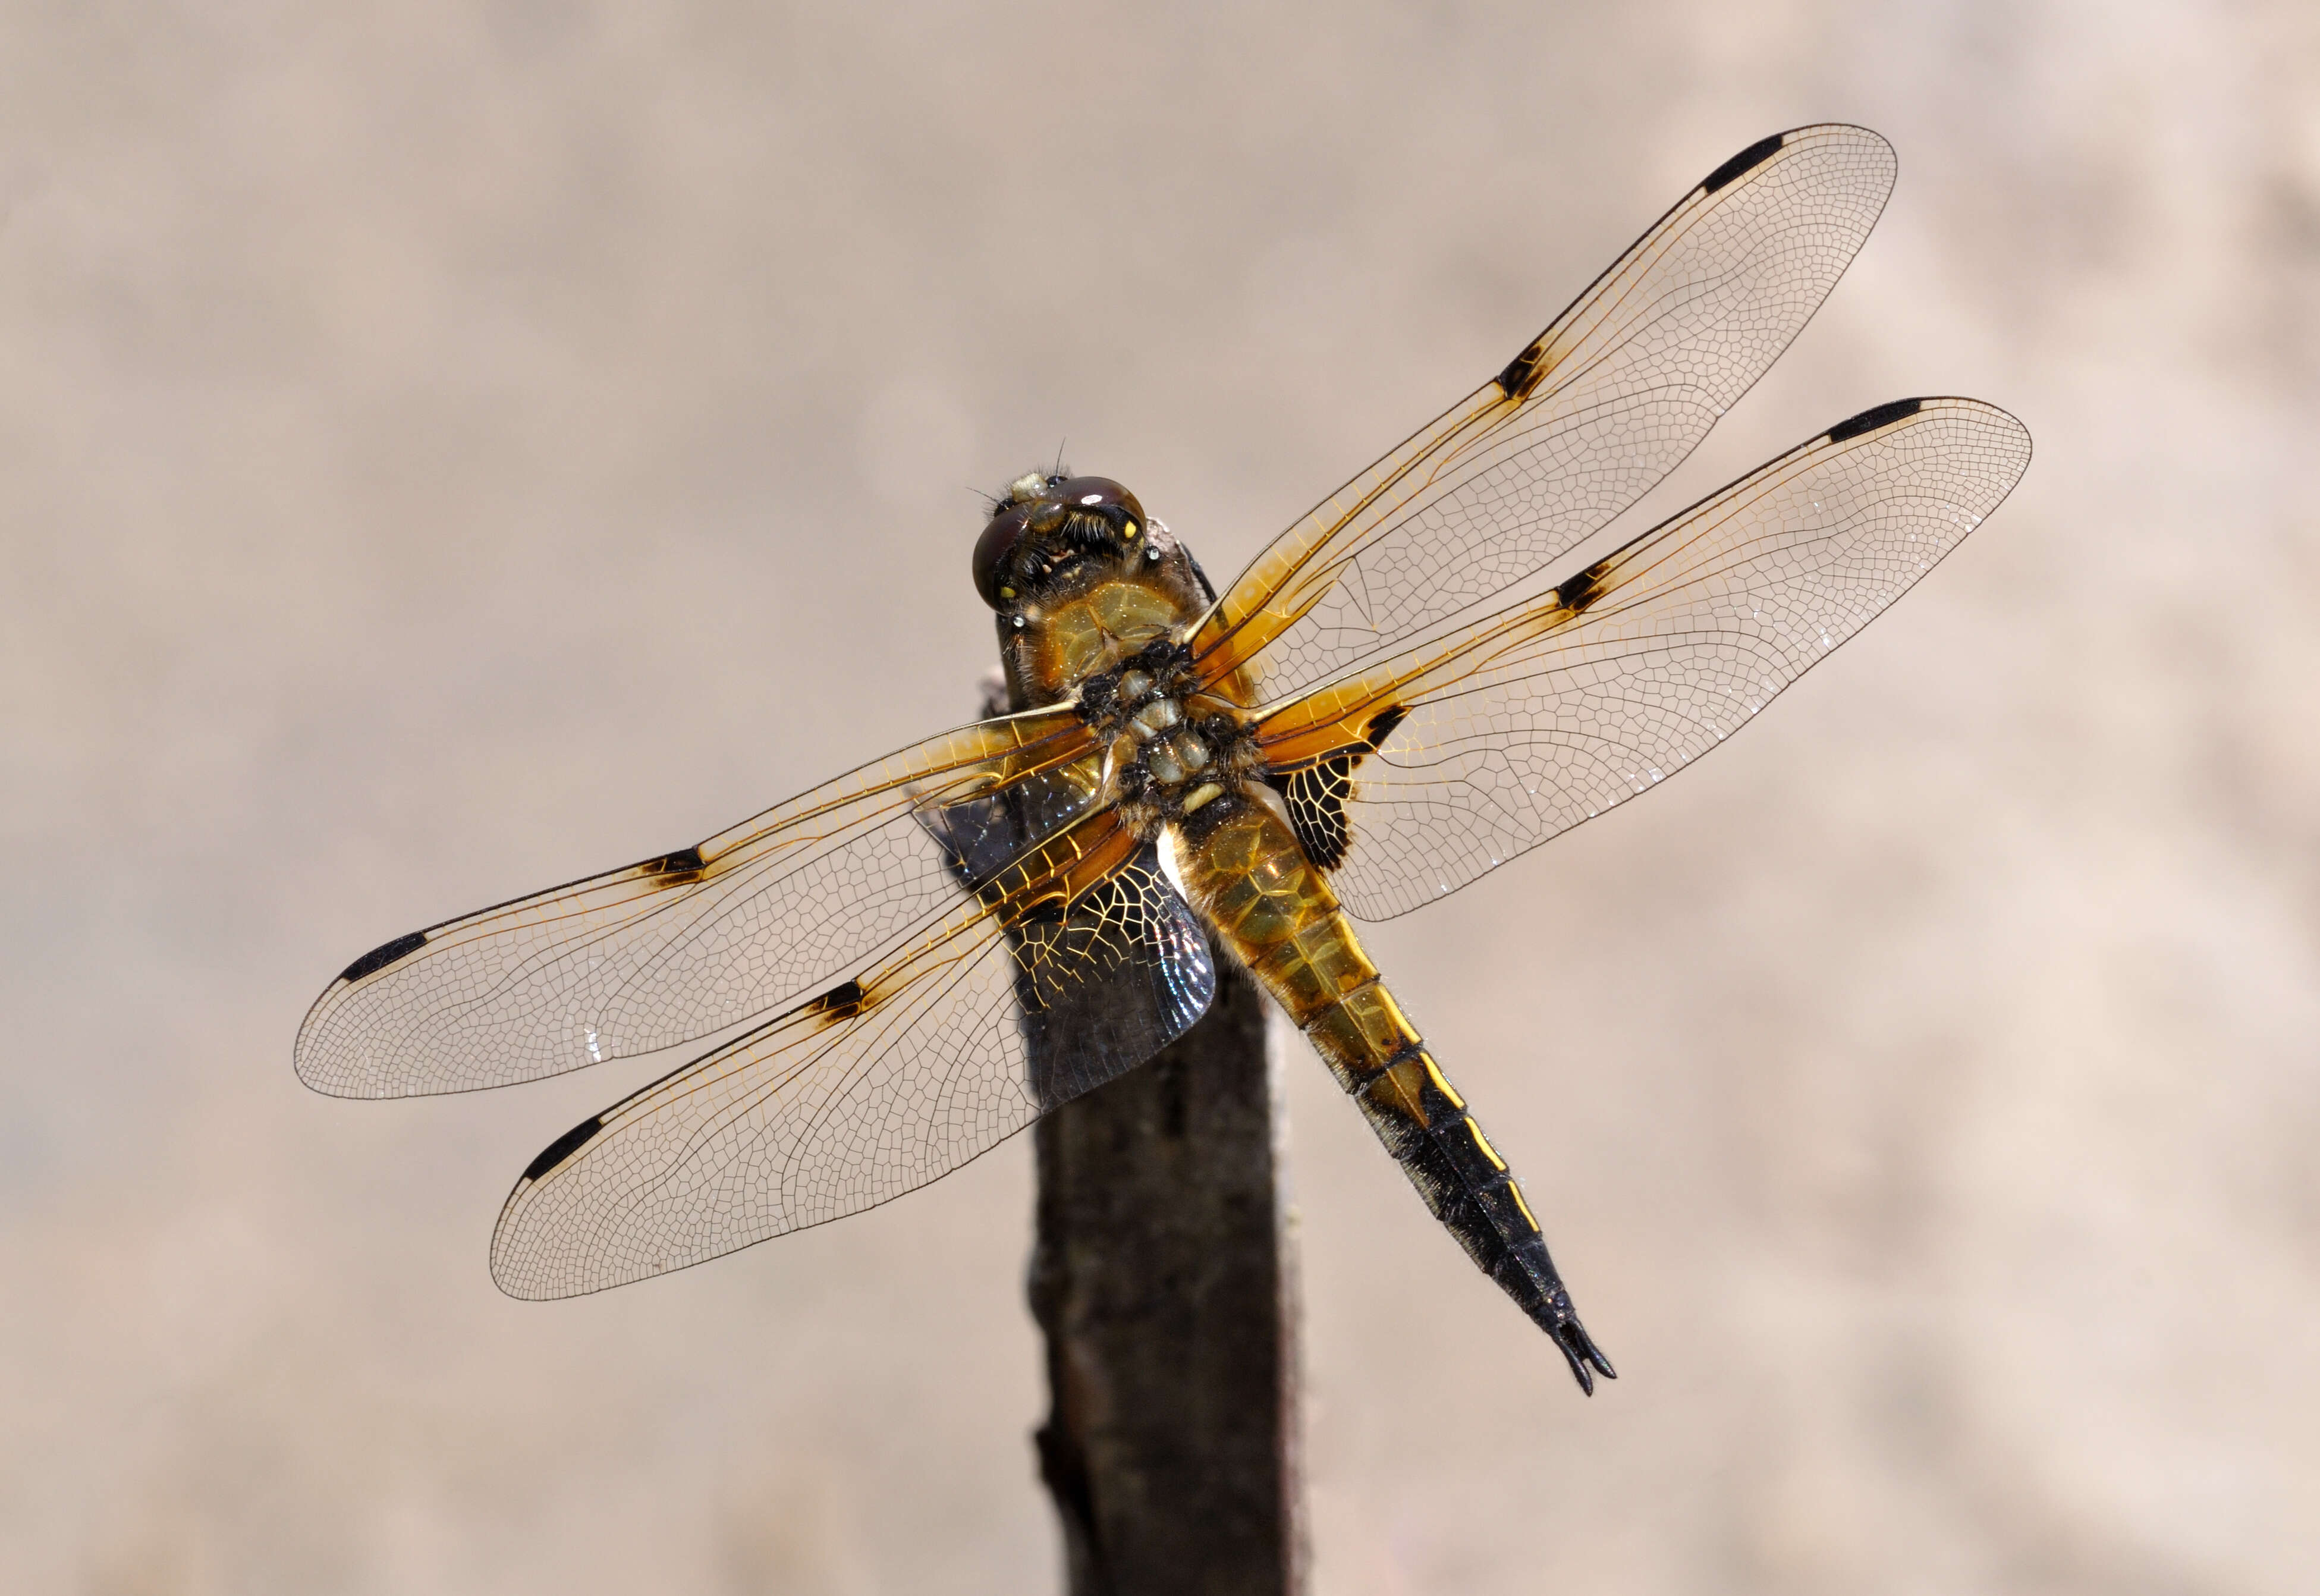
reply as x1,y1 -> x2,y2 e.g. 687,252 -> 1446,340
297,126 -> 2029,1393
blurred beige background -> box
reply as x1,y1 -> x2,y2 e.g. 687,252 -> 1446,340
5,2 -> 2316,1592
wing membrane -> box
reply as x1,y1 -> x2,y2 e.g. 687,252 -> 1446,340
489,816 -> 1215,1299
1252,398 -> 2032,919
1192,124 -> 1897,705
295,708 -> 1101,1098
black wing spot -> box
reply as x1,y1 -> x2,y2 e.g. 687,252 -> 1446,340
1827,397 -> 1922,444
640,846 -> 706,885
1280,704 -> 1410,873
1701,132 -> 1786,194
339,930 -> 426,984
806,978 -> 868,1025
1554,557 -> 1614,614
1496,340 -> 1551,402
1284,757 -> 1357,871
523,1116 -> 604,1182
1363,704 -> 1410,749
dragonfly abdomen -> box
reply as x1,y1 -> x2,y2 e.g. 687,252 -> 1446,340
1171,796 -> 1615,1392
1313,994 -> 1613,1391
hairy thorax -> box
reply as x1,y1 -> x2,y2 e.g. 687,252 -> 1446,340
1004,564 -> 1263,844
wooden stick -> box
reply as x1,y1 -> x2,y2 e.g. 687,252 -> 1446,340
1027,959 -> 1304,1595
985,674 -> 1307,1595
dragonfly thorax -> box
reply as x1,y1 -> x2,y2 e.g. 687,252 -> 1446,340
1078,641 -> 1261,839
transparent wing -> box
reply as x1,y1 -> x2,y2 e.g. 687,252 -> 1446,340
489,816 -> 1216,1299
1190,124 -> 1897,705
1251,398 -> 2032,919
294,707 -> 1102,1098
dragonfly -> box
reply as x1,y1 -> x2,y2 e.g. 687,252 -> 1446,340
297,125 -> 2029,1394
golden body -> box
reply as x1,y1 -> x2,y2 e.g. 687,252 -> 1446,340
297,128 -> 2031,1399
1001,529 -> 1595,1371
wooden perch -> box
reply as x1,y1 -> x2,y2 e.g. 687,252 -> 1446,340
985,673 -> 1307,1595
1027,958 -> 1304,1595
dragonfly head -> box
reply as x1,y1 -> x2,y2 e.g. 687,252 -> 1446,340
973,472 -> 1153,610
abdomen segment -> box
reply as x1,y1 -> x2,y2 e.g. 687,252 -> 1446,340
1171,797 -> 1615,1393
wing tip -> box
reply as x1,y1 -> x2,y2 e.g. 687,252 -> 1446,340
293,929 -> 430,1096
491,1117 -> 611,1301
337,929 -> 427,986
293,1058 -> 357,1098
1826,396 -> 1925,444
1701,124 -> 1898,201
1823,395 -> 2033,468
520,1114 -> 606,1183
1700,131 -> 1788,195
488,1244 -> 567,1302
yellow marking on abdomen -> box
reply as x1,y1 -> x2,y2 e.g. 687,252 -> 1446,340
1420,1051 -> 1463,1110
1507,1182 -> 1541,1232
1466,1120 -> 1507,1171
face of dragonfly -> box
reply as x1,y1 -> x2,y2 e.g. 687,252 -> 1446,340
972,472 -> 1211,700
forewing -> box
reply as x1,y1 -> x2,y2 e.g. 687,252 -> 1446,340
1190,125 -> 1897,704
295,708 -> 1101,1098
1252,398 -> 2032,919
488,816 -> 1215,1299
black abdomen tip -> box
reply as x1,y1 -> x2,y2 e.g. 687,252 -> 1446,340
1827,397 -> 1923,444
339,930 -> 426,984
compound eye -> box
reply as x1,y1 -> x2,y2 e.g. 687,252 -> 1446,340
1053,476 -> 1146,532
972,504 -> 1032,609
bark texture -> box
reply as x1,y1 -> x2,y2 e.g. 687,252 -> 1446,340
1026,953 -> 1305,1596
